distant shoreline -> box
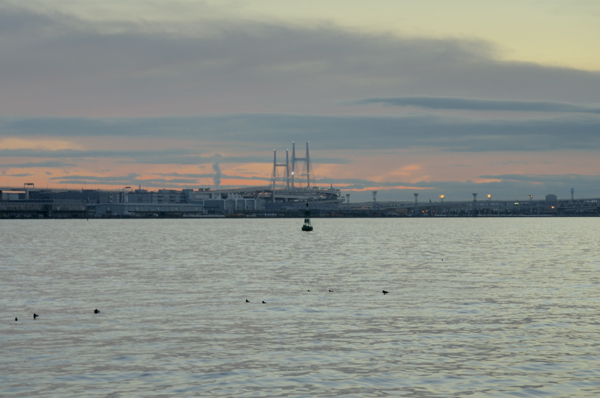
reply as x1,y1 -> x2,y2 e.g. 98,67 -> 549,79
1,213 -> 597,220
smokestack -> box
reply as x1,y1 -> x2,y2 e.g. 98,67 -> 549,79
213,160 -> 222,188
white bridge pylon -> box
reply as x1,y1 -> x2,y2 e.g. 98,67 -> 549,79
272,141 -> 311,190
271,148 -> 290,190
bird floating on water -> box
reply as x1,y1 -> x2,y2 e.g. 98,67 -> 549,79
94,309 -> 100,314
15,317 -> 18,322
33,313 -> 38,319
262,301 -> 266,304
246,299 -> 250,303
382,290 -> 389,295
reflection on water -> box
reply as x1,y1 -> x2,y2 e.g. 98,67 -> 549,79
2,218 -> 600,396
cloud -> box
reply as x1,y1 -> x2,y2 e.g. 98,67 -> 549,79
478,173 -> 587,183
2,114 -> 600,153
1,2 -> 599,117
0,2 -> 60,36
1,2 -> 599,203
48,173 -> 147,187
0,160 -> 76,168
0,147 -> 196,159
356,97 -> 600,114
47,173 -> 269,189
0,142 -> 348,166
157,172 -> 273,183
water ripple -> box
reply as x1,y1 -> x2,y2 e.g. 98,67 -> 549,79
2,218 -> 600,396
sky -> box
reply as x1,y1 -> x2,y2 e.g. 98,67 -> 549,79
1,0 -> 599,202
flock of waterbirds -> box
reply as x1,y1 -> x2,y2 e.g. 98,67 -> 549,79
244,289 -> 390,304
13,289 -> 392,320
244,258 -> 438,303
14,309 -> 100,322
13,259 -> 447,321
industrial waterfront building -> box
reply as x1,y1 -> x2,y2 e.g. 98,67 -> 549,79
1,185 -> 598,218
1,142 -> 599,218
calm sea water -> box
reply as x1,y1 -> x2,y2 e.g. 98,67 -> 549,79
1,218 -> 600,397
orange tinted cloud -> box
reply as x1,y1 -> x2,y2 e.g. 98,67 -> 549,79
0,138 -> 84,151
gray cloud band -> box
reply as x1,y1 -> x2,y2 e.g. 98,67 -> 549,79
356,97 -> 600,114
2,114 -> 599,153
1,2 -> 599,117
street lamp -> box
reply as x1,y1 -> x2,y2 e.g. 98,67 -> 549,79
529,194 -> 533,214
487,194 -> 492,215
439,194 -> 445,216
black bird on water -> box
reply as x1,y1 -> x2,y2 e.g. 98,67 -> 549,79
15,317 -> 18,322
262,301 -> 266,304
94,309 -> 100,314
328,289 -> 333,292
33,313 -> 38,319
246,299 -> 250,303
382,290 -> 389,295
